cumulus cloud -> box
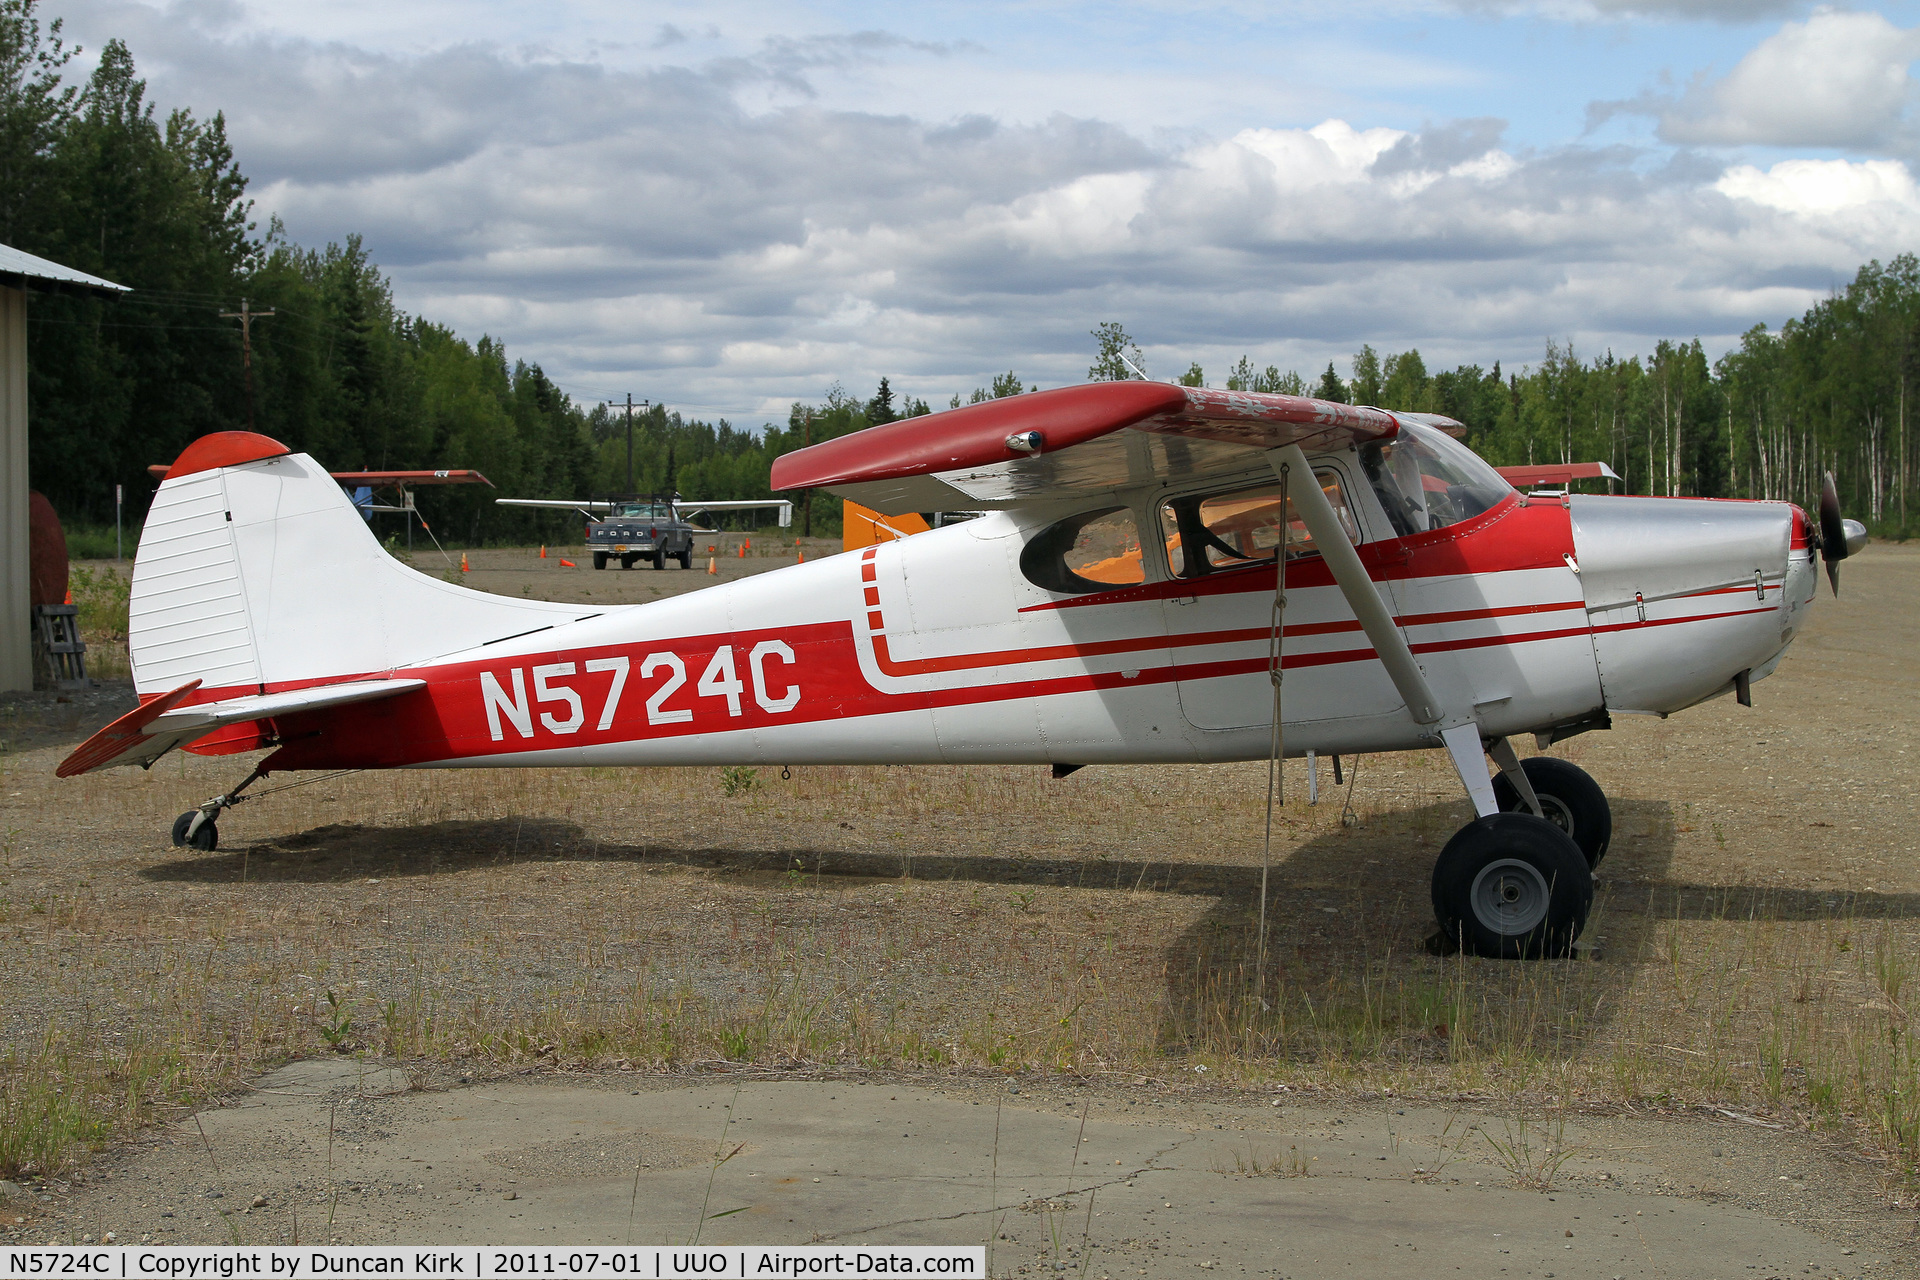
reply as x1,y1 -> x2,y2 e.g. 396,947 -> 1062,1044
1596,8 -> 1920,148
55,1 -> 1920,420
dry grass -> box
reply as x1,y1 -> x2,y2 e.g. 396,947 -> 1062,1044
0,742 -> 1914,1192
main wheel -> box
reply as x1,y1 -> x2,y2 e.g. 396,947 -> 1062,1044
170,811 -> 218,852
592,552 -> 608,570
1491,756 -> 1612,868
677,549 -> 692,569
652,548 -> 666,569
1432,813 -> 1591,959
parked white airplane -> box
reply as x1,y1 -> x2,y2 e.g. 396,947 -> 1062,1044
60,382 -> 1863,958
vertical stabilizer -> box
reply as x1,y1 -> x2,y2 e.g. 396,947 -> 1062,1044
130,438 -> 592,697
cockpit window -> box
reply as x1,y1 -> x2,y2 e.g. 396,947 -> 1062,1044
1019,507 -> 1147,594
1158,471 -> 1358,579
1359,422 -> 1511,537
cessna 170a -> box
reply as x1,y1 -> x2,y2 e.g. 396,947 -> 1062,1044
59,382 -> 1865,958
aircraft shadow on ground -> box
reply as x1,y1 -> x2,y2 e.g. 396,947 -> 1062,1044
137,802 -> 1920,1057
139,801 -> 1920,925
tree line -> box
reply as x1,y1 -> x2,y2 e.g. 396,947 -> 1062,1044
6,0 -> 1911,546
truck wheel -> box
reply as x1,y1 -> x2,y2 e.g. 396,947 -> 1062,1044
678,549 -> 692,569
653,548 -> 666,569
592,553 -> 607,570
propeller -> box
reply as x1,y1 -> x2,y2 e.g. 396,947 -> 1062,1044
1816,471 -> 1867,596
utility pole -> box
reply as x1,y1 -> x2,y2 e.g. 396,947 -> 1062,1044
605,394 -> 649,494
218,298 -> 275,432
802,410 -> 813,539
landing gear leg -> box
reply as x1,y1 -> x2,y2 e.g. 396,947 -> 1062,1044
1487,737 -> 1543,817
170,764 -> 268,853
1432,724 -> 1592,957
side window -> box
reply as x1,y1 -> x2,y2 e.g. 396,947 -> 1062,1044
1158,471 -> 1357,579
1018,507 -> 1146,594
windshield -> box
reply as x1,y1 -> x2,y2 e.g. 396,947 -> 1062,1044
1359,423 -> 1512,537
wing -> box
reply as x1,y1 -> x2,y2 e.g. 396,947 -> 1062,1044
495,498 -> 615,515
769,382 -> 1457,514
1495,461 -> 1620,488
57,678 -> 426,776
673,499 -> 794,528
327,469 -> 493,486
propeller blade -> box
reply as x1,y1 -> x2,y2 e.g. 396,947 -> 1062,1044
1819,472 -> 1848,596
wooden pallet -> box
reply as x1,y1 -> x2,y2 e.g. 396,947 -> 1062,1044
32,603 -> 88,690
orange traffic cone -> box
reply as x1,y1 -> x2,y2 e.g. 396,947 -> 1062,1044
461,552 -> 469,573
797,549 -> 804,564
559,558 -> 577,568
539,545 -> 547,559
737,543 -> 746,559
707,556 -> 717,575
744,537 -> 752,552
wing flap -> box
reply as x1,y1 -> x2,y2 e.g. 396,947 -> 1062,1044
56,678 -> 426,777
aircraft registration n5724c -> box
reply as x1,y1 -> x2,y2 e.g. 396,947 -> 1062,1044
60,381 -> 1865,960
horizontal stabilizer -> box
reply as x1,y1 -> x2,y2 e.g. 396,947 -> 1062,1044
57,678 -> 426,777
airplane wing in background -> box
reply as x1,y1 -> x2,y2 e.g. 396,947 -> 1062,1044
1495,462 -> 1621,489
495,498 -> 616,517
672,499 -> 793,528
494,498 -> 794,528
769,382 -> 1462,515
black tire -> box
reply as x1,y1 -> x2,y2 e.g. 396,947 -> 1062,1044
1431,813 -> 1591,959
677,549 -> 692,569
592,552 -> 608,570
170,811 -> 218,852
652,548 -> 666,570
620,554 -> 638,570
1491,756 -> 1612,869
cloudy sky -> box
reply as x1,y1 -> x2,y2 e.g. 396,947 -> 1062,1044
49,0 -> 1920,423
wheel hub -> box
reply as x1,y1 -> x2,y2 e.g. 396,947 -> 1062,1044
1468,857 -> 1551,935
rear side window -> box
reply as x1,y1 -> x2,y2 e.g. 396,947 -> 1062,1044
1019,507 -> 1146,594
1159,471 -> 1357,578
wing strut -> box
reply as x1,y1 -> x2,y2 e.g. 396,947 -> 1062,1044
1267,445 -> 1442,726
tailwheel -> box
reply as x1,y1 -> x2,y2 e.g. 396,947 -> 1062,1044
168,764 -> 265,854
170,811 -> 218,852
1490,756 -> 1612,868
1432,813 -> 1591,959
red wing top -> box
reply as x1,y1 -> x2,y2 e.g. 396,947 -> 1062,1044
770,382 -> 1454,513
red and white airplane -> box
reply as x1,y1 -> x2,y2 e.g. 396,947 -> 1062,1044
60,382 -> 1864,959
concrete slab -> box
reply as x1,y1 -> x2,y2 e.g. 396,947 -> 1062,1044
29,1065 -> 1912,1278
